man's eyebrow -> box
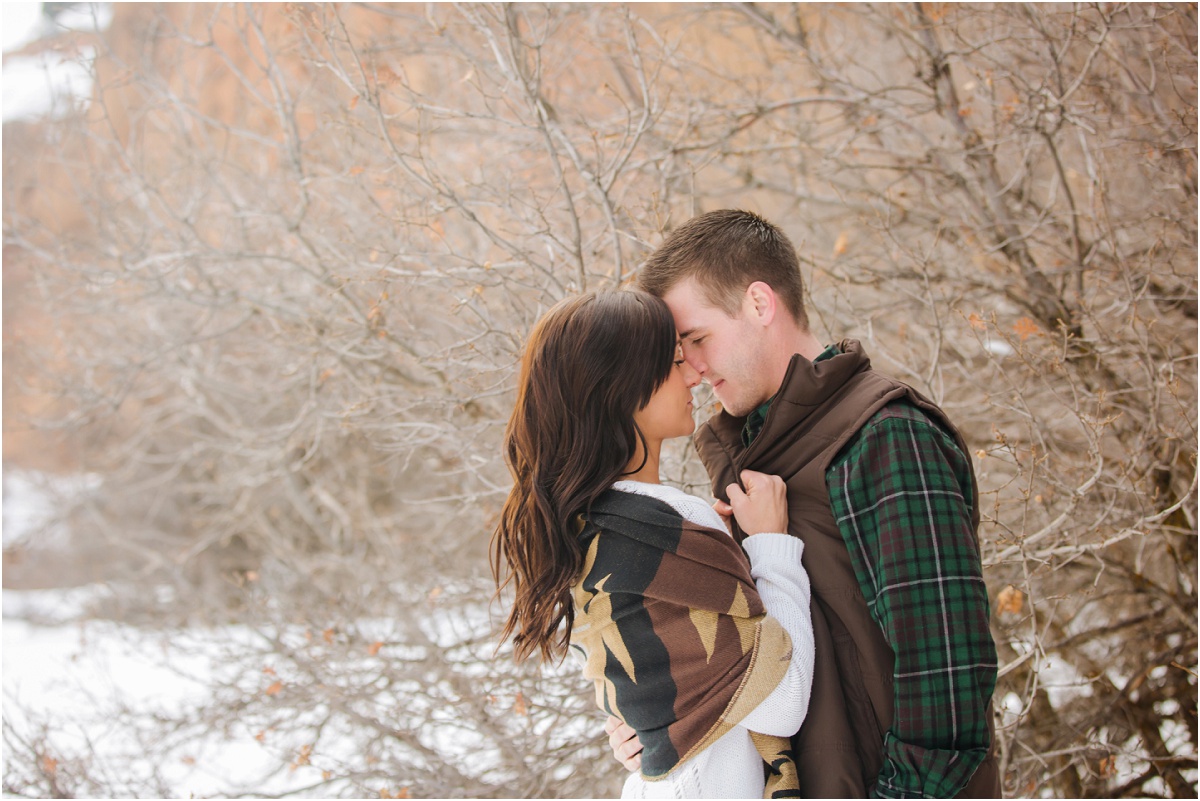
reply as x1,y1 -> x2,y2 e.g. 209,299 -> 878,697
677,327 -> 699,340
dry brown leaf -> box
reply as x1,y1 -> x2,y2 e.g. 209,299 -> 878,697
1013,317 -> 1040,340
996,585 -> 1024,616
832,231 -> 849,257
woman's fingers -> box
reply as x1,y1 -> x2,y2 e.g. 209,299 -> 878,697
605,715 -> 643,771
726,471 -> 788,535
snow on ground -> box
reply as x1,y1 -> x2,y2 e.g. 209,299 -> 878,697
2,472 -> 559,796
2,585 -> 580,797
3,595 -> 315,797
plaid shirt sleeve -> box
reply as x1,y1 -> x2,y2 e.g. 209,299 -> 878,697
828,401 -> 997,799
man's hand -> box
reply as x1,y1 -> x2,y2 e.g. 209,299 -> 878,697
605,715 -> 643,772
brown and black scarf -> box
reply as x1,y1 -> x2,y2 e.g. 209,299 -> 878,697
571,489 -> 801,798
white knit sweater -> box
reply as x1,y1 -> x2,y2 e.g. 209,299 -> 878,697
610,480 -> 815,800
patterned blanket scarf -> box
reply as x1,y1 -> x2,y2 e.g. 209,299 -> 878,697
571,489 -> 800,798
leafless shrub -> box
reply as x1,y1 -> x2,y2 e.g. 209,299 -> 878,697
4,3 -> 1194,797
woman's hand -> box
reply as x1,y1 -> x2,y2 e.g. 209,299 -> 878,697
605,715 -> 643,771
726,470 -> 788,536
712,498 -> 733,530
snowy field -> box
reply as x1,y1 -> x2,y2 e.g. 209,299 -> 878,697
3,586 -> 589,798
3,464 -> 316,796
4,592 -> 304,798
3,587 -> 532,797
3,470 -> 593,798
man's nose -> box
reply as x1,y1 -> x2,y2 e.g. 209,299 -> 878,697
679,342 -> 707,377
680,360 -> 701,388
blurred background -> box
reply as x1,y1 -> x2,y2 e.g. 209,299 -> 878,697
2,2 -> 1196,797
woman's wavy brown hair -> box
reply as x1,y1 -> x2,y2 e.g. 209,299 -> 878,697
491,289 -> 678,663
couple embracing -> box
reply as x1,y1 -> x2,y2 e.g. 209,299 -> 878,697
493,210 -> 1001,799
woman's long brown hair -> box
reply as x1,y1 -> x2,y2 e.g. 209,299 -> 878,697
491,290 -> 678,663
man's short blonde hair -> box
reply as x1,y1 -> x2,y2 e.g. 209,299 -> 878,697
635,209 -> 809,329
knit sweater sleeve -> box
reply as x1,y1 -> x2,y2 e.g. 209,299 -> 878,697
737,533 -> 814,737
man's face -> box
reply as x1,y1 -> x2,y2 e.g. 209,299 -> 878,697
661,278 -> 773,418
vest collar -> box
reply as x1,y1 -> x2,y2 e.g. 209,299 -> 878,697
776,338 -> 872,409
705,339 -> 873,451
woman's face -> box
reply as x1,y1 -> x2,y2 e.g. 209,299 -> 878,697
633,348 -> 701,442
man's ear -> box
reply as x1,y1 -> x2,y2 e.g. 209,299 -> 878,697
743,281 -> 777,326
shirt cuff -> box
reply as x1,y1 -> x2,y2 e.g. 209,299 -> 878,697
872,734 -> 988,798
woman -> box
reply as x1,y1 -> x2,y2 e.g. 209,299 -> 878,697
491,290 -> 814,799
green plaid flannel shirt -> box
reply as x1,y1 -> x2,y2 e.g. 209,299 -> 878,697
745,349 -> 996,798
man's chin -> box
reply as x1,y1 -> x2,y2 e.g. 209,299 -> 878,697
715,395 -> 751,417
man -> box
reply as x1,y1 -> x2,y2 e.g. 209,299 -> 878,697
606,209 -> 1001,798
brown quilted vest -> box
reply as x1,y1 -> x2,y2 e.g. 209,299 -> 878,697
694,340 -> 1001,798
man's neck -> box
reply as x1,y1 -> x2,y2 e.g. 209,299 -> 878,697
763,328 -> 826,395
793,329 -> 827,361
